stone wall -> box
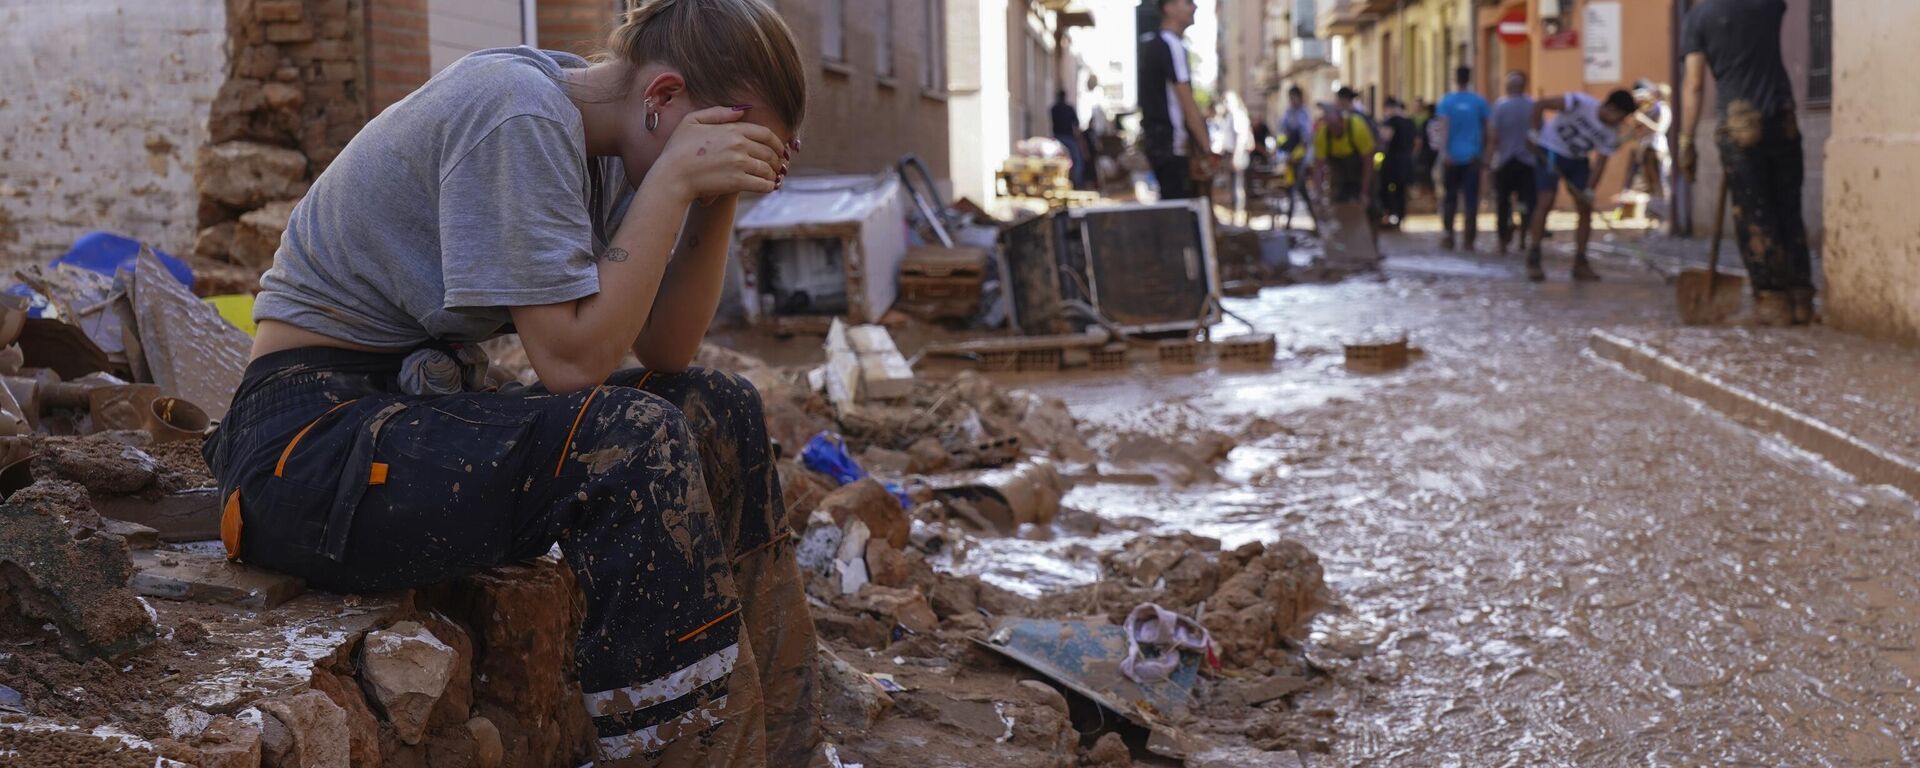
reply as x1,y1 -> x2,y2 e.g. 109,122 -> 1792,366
1823,0 -> 1920,344
191,0 -> 370,271
0,0 -> 228,269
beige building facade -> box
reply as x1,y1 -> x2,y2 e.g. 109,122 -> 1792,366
1823,0 -> 1916,343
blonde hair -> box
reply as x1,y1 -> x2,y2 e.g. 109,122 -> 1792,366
604,0 -> 807,131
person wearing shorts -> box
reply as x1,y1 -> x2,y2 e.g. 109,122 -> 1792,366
1525,90 -> 1639,282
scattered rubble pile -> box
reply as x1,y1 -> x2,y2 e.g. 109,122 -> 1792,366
693,343 -> 1093,469
1038,534 -> 1329,668
0,479 -> 594,768
0,335 -> 1337,767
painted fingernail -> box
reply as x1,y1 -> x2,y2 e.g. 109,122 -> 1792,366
732,104 -> 752,112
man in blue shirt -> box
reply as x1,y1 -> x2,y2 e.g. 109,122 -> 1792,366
1436,66 -> 1492,251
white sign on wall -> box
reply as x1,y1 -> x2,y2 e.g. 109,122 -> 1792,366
1584,1 -> 1623,84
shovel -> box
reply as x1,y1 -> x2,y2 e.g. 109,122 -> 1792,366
1675,177 -> 1745,325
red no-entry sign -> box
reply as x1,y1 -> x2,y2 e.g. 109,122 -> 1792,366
1497,6 -> 1529,45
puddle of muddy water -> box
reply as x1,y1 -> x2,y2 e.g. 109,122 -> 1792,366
948,249 -> 1920,765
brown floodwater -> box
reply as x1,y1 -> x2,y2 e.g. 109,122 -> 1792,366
959,239 -> 1920,765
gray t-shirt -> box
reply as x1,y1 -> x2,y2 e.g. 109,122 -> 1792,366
256,47 -> 631,348
1491,95 -> 1535,168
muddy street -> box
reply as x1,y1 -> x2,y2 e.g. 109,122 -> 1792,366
969,232 -> 1920,765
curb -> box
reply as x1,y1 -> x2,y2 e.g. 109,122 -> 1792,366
1589,329 -> 1920,498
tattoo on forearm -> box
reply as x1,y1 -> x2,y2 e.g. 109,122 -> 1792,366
600,247 -> 629,263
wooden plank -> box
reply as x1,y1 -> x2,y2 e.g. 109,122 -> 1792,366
90,488 -> 219,543
130,550 -> 306,610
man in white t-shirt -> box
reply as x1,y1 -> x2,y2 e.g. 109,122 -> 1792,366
1138,0 -> 1214,200
1524,89 -> 1639,282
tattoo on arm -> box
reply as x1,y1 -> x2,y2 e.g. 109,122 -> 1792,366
599,247 -> 629,263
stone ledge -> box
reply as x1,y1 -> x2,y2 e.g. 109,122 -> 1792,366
1589,328 -> 1920,498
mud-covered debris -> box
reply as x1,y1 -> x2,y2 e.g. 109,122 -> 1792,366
178,714 -> 262,768
1102,430 -> 1237,485
813,606 -> 893,650
906,436 -> 951,473
1205,541 -> 1325,667
846,585 -> 939,635
865,538 -> 911,588
9,478 -> 102,532
779,459 -> 836,531
927,578 -> 980,621
359,620 -> 457,746
818,478 -> 909,549
820,646 -> 894,731
258,689 -> 350,768
1040,535 -> 1325,670
1099,533 -> 1225,607
861,445 -> 913,476
467,716 -> 505,768
1083,731 -> 1133,767
0,500 -> 155,660
30,436 -> 158,495
129,550 -> 307,609
0,722 -> 184,768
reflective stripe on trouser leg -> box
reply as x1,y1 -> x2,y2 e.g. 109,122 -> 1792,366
613,367 -> 822,765
545,386 -> 763,765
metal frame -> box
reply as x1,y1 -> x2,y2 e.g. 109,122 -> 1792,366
1067,197 -> 1223,336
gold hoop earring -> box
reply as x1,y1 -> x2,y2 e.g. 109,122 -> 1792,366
644,98 -> 660,132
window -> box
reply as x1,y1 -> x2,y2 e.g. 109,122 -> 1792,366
919,0 -> 946,92
877,0 -> 895,78
823,0 -> 846,63
1807,0 -> 1831,104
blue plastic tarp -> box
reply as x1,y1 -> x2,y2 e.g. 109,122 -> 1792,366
800,432 -> 911,507
11,232 -> 195,317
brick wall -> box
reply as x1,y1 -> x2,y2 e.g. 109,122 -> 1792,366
777,0 -> 951,181
539,0 -> 617,57
190,0 -> 378,269
368,0 -> 431,114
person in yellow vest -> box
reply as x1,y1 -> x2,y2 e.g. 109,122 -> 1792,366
1314,88 -> 1376,205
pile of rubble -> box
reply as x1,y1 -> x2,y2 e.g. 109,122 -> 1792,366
0,333 -> 1337,766
1,451 -> 595,768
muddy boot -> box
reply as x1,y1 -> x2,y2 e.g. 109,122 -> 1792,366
1570,254 -> 1601,282
1440,232 -> 1455,251
1751,290 -> 1793,326
1789,287 -> 1819,325
1524,248 -> 1546,282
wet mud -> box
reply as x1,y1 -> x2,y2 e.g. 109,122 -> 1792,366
976,238 -> 1920,764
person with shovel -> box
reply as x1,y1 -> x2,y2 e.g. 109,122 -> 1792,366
1524,90 -> 1641,282
1678,0 -> 1814,325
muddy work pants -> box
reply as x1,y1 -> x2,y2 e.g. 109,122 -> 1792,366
1493,158 -> 1536,248
202,348 -> 818,767
1717,108 -> 1814,295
